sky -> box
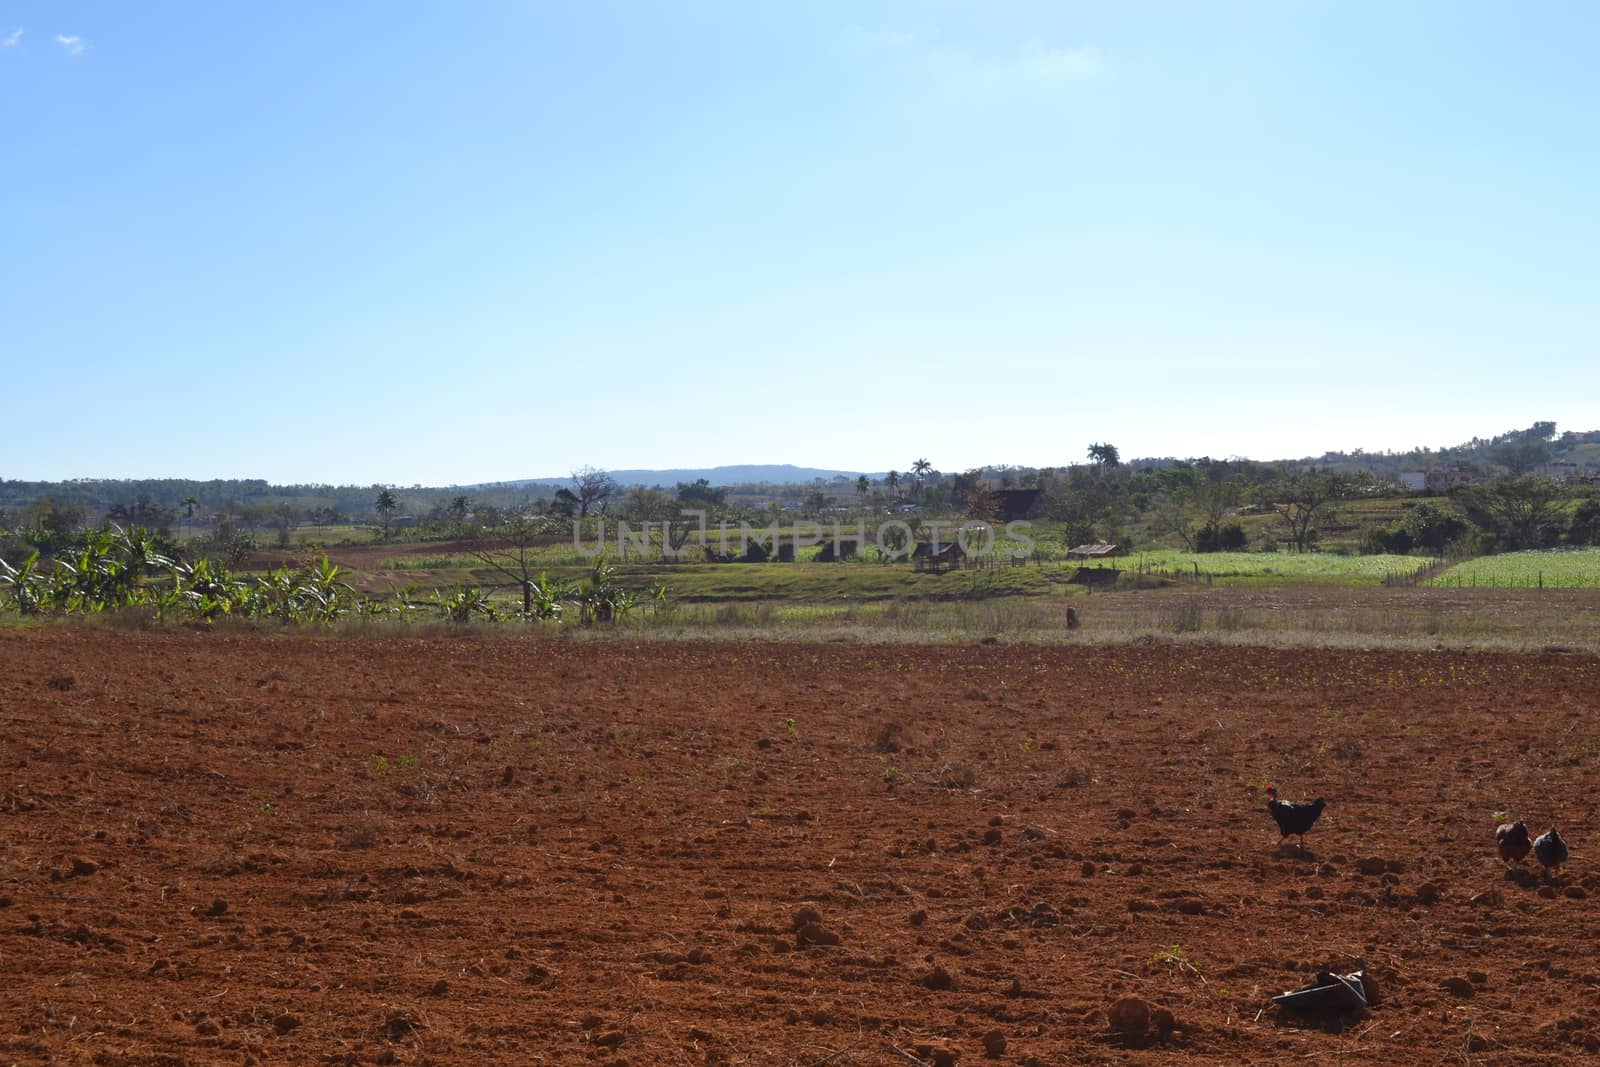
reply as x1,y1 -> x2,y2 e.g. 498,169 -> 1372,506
3,2 -> 1597,485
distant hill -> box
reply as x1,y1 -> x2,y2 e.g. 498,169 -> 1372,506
483,464 -> 876,489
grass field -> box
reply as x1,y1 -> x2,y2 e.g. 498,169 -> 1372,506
1111,549 -> 1429,585
1426,547 -> 1600,588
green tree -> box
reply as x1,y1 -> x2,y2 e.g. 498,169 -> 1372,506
1150,489 -> 1196,551
1087,442 -> 1121,471
1404,502 -> 1468,556
1568,499 -> 1600,546
374,489 -> 399,536
1456,477 -> 1565,550
1268,471 -> 1351,553
676,478 -> 728,510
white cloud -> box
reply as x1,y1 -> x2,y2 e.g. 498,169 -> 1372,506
56,33 -> 84,56
2,27 -> 21,48
838,30 -> 1103,95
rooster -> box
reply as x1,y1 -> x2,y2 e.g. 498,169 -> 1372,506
1533,828 -> 1569,873
1495,820 -> 1531,865
1265,785 -> 1325,847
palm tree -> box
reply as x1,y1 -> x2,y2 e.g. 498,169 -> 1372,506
1087,442 -> 1121,472
855,475 -> 870,504
375,489 -> 398,537
181,496 -> 199,542
885,470 -> 901,501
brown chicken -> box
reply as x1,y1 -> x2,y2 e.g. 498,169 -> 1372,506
1495,820 -> 1531,865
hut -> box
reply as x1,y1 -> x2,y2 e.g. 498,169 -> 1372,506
911,541 -> 966,573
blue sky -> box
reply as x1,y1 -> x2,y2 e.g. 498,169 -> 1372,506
3,2 -> 1596,484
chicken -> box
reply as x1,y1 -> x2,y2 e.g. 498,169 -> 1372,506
1265,784 -> 1325,846
1533,828 -> 1569,873
1496,820 -> 1531,865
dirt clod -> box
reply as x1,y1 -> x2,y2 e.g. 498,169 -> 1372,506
981,1028 -> 1007,1057
795,922 -> 840,947
1109,996 -> 1150,1034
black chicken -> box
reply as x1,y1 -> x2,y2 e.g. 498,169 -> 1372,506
1533,828 -> 1569,872
1265,784 -> 1325,846
1495,820 -> 1531,865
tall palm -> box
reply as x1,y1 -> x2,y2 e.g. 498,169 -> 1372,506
886,470 -> 901,501
182,496 -> 199,542
1087,442 -> 1120,471
855,475 -> 870,502
375,489 -> 399,536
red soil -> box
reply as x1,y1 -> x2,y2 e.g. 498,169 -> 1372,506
3,628 -> 1598,1065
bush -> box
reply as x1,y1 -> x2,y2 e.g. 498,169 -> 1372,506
1405,502 -> 1469,555
1194,522 -> 1247,552
1363,526 -> 1414,555
1569,500 -> 1600,546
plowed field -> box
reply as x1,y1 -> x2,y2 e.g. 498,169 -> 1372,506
3,628 -> 1598,1065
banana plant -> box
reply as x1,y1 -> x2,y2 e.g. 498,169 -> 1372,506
434,585 -> 497,623
251,566 -> 301,621
522,571 -> 571,620
0,551 -> 46,615
572,557 -> 638,625
299,555 -> 356,621
174,558 -> 248,620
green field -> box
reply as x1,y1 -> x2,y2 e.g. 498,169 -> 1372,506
1426,548 -> 1600,588
1119,549 -> 1429,585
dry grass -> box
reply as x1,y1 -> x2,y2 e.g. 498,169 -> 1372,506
624,586 -> 1600,653
18,584 -> 1598,654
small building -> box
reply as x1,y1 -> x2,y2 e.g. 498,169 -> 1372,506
911,541 -> 966,573
1066,542 -> 1122,560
